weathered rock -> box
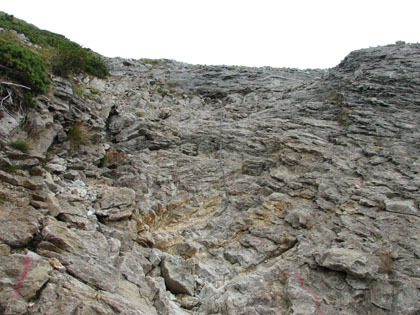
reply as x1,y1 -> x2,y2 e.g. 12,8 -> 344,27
45,193 -> 62,217
0,243 -> 10,256
48,257 -> 66,272
0,170 -> 44,190
370,280 -> 393,310
26,111 -> 61,155
38,217 -> 83,254
46,155 -> 67,173
13,157 -> 39,170
384,199 -> 419,216
2,41 -> 420,314
96,186 -> 136,210
286,270 -> 322,315
161,256 -> 195,296
63,170 -> 80,180
103,147 -> 127,167
0,206 -> 40,247
284,207 -> 314,229
52,77 -> 74,99
33,271 -> 157,315
118,244 -> 153,287
314,248 -> 377,278
391,281 -> 420,314
0,112 -> 23,138
0,253 -> 52,311
65,257 -> 120,292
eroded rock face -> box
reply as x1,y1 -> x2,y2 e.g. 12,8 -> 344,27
1,43 -> 420,314
0,253 -> 52,314
314,247 -> 378,278
0,205 -> 41,247
161,256 -> 195,296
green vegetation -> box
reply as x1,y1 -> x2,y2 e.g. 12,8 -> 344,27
140,58 -> 160,65
72,82 -> 85,97
230,113 -> 240,120
227,65 -> 249,71
336,107 -> 353,126
51,43 -> 108,78
68,124 -> 90,148
0,12 -> 108,99
157,87 -> 169,96
0,35 -> 50,95
9,138 -> 30,153
89,88 -> 99,95
0,195 -> 8,204
3,165 -> 21,174
327,92 -> 353,126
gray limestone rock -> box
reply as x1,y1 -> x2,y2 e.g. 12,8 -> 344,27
1,42 -> 420,314
0,206 -> 41,247
0,170 -> 44,190
314,247 -> 377,278
46,155 -> 67,173
0,253 -> 52,311
284,207 -> 314,229
161,256 -> 195,296
384,199 -> 418,216
391,280 -> 420,314
96,186 -> 136,210
370,280 -> 393,310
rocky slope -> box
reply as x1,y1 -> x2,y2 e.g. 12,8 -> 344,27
1,42 -> 420,314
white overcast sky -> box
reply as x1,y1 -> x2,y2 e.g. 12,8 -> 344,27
2,0 -> 420,69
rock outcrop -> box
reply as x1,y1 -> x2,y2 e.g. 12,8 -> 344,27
1,42 -> 420,314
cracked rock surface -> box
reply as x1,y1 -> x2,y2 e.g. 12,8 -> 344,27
1,42 -> 420,314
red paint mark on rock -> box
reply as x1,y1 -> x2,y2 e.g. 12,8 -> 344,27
293,269 -> 324,315
11,257 -> 31,300
251,237 -> 265,246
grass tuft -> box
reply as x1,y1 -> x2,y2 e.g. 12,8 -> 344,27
157,87 -> 169,96
68,124 -> 90,148
9,138 -> 30,153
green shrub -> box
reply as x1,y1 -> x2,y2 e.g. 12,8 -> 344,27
157,87 -> 169,96
0,36 -> 50,95
83,52 -> 109,78
9,138 -> 30,153
0,13 -> 109,80
52,44 -> 108,78
51,44 -> 85,77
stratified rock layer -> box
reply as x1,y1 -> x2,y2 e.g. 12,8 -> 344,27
0,42 -> 419,314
